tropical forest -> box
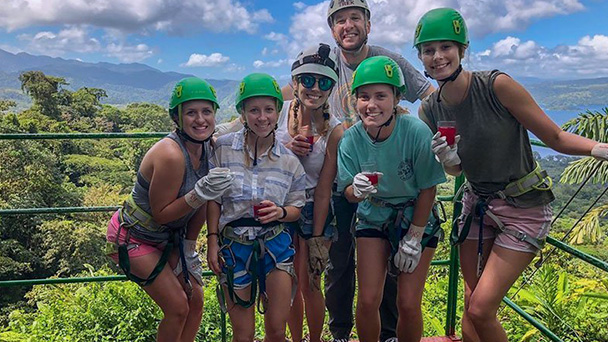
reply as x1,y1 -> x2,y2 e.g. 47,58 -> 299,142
0,71 -> 607,341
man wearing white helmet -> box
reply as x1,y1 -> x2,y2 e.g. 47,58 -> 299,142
320,1 -> 435,342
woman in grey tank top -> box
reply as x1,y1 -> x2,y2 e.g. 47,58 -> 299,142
105,77 -> 232,342
415,8 -> 608,342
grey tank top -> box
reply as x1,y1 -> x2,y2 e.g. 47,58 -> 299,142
419,70 -> 554,208
126,132 -> 210,241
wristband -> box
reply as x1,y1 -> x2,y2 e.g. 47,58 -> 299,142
206,232 -> 220,238
278,206 -> 287,220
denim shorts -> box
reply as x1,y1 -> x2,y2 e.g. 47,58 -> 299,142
220,230 -> 295,289
285,201 -> 336,241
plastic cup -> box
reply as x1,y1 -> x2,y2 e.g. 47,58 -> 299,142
437,121 -> 456,146
253,203 -> 267,220
299,125 -> 314,152
363,172 -> 379,186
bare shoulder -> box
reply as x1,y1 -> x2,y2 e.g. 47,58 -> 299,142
492,73 -> 530,107
141,138 -> 186,176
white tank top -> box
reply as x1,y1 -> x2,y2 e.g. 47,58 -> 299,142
276,100 -> 340,199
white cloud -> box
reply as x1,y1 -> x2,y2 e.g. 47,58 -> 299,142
106,42 -> 154,62
157,58 -> 163,64
272,0 -> 586,56
0,0 -> 273,34
252,59 -> 289,69
182,53 -> 230,67
17,26 -> 101,56
470,34 -> 608,77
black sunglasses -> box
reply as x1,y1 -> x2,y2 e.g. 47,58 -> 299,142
298,74 -> 334,91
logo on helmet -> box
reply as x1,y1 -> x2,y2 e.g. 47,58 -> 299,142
338,0 -> 355,6
453,20 -> 461,35
175,85 -> 182,98
329,0 -> 334,9
239,82 -> 245,95
415,23 -> 422,39
210,86 -> 217,98
384,64 -> 394,78
272,80 -> 281,95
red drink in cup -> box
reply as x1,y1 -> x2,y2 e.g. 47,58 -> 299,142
305,136 -> 314,151
363,172 -> 379,186
253,203 -> 267,220
437,121 -> 456,146
299,125 -> 314,152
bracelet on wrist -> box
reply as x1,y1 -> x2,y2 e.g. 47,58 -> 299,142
206,232 -> 220,238
278,206 -> 287,220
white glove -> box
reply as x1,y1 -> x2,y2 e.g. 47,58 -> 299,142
352,172 -> 378,199
431,132 -> 461,167
185,168 -> 233,208
591,143 -> 608,161
393,223 -> 425,273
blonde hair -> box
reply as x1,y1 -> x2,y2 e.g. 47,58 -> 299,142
289,86 -> 331,138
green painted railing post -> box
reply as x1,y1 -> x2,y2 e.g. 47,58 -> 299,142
445,174 -> 464,336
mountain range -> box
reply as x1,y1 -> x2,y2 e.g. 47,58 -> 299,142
1,48 -> 607,122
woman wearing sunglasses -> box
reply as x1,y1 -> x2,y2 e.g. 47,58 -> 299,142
276,43 -> 343,342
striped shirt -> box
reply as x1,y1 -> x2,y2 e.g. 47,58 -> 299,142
211,128 -> 307,231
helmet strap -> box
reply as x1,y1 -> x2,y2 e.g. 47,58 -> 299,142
370,109 -> 395,144
177,129 -> 211,145
244,122 -> 276,166
430,64 -> 463,103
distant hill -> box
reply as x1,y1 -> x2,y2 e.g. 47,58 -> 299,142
0,49 -> 240,122
1,48 -> 608,121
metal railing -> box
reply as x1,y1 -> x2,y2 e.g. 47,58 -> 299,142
1,133 -> 606,342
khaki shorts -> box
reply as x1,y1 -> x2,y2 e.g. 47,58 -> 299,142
459,192 -> 552,253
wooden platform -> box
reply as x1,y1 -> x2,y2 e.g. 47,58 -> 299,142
345,337 -> 462,342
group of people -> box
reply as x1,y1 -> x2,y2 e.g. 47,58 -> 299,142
106,2 -> 608,342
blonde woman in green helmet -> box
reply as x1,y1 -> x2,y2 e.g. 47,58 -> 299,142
415,8 -> 608,342
337,56 -> 446,342
206,73 -> 306,342
105,77 -> 233,342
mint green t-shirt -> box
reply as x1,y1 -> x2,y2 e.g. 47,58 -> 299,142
337,115 -> 446,231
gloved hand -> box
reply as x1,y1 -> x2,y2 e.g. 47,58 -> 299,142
393,223 -> 425,273
352,172 -> 378,199
431,132 -> 461,167
307,236 -> 330,291
591,143 -> 608,161
185,168 -> 233,208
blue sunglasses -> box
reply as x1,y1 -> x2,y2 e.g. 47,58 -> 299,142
298,74 -> 335,91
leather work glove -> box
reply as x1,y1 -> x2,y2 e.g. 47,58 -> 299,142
307,236 -> 329,291
431,132 -> 461,167
393,223 -> 425,273
185,168 -> 233,208
591,143 -> 608,161
352,172 -> 378,199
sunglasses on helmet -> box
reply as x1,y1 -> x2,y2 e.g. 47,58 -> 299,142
298,74 -> 335,91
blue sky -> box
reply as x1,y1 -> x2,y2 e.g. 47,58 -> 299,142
1,0 -> 607,82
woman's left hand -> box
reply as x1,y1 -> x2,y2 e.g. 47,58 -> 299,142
257,200 -> 280,224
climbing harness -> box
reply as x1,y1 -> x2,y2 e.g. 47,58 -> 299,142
366,197 -> 445,275
218,218 -> 292,314
450,162 -> 553,277
107,196 -> 192,291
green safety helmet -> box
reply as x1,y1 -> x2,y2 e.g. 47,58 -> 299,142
327,0 -> 370,27
236,73 -> 284,112
414,8 -> 468,47
350,56 -> 406,95
291,43 -> 339,83
169,77 -> 219,128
